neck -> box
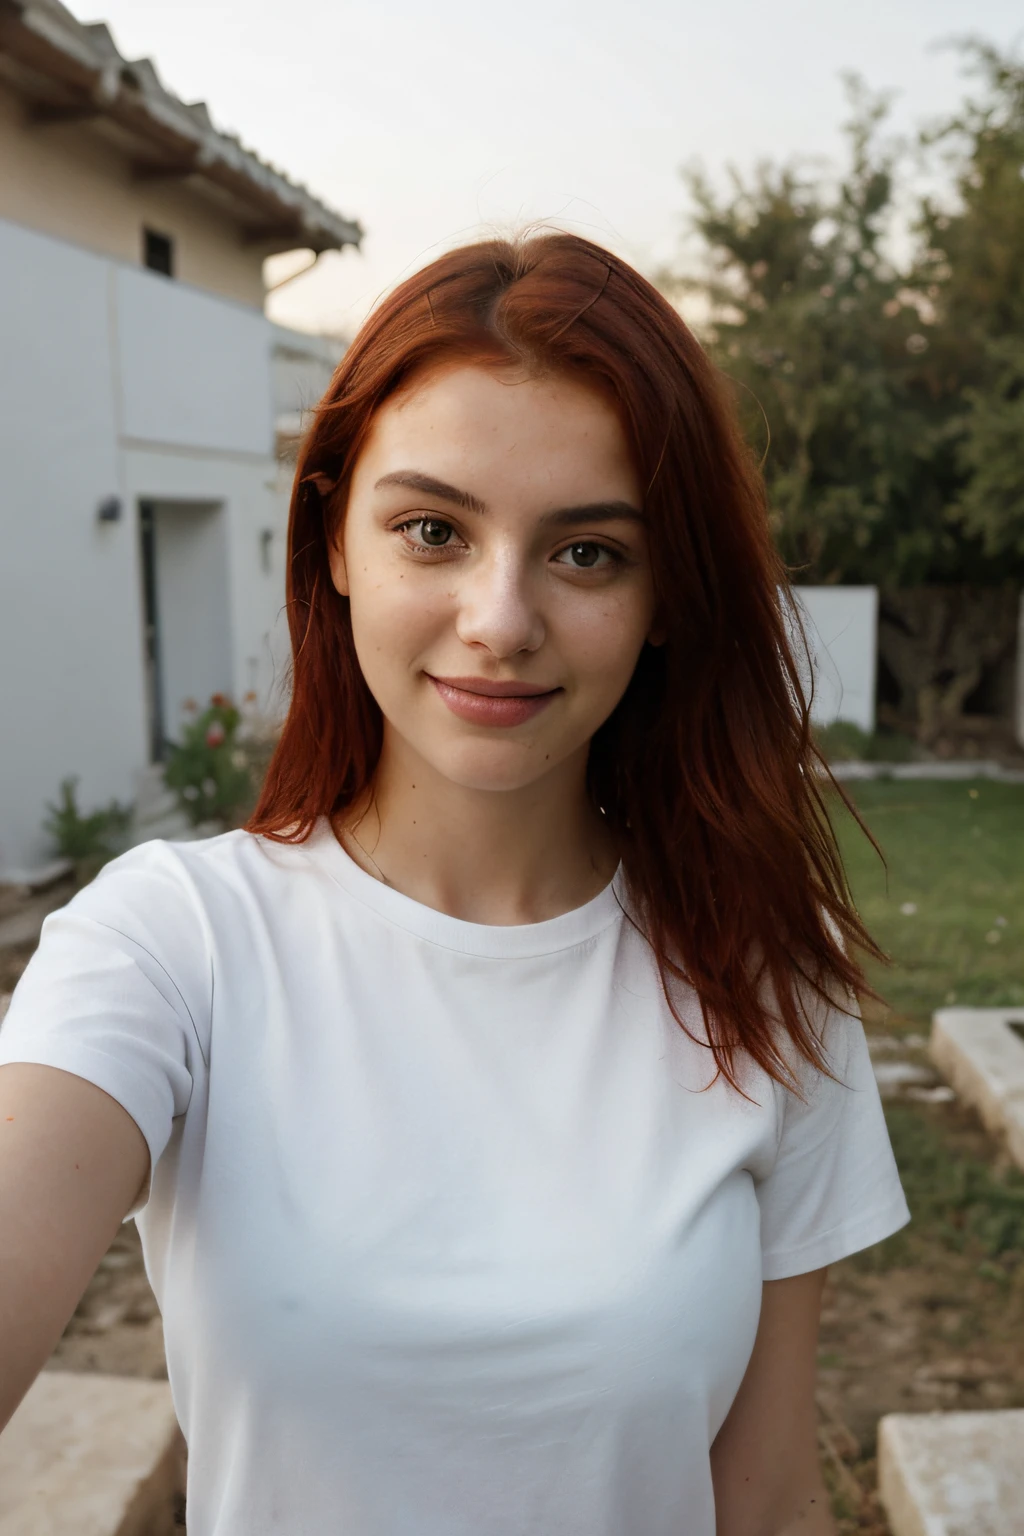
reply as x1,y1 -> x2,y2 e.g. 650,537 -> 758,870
336,729 -> 617,925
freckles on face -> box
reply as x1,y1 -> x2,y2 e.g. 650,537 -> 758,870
327,362 -> 658,792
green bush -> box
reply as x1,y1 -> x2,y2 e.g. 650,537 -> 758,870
43,777 -> 133,877
815,721 -> 871,762
864,728 -> 917,763
162,694 -> 257,828
814,720 -> 918,764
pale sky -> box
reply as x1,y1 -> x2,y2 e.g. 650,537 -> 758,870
86,0 -> 1021,338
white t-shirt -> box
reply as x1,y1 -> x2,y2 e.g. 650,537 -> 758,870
0,821 -> 908,1536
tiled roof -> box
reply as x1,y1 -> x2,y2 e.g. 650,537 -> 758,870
0,0 -> 362,254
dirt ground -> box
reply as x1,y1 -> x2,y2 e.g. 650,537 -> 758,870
0,873 -> 77,996
4,880 -> 1023,1534
816,1066 -> 1024,1533
47,1220 -> 168,1382
819,1251 -> 1024,1533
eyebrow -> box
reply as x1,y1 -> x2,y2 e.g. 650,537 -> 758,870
374,471 -> 486,514
373,470 -> 643,527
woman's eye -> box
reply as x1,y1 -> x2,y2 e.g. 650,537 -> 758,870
401,517 -> 456,549
554,542 -> 614,570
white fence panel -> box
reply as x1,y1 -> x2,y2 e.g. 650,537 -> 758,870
789,586 -> 878,734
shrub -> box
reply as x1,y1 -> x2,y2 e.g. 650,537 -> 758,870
162,694 -> 254,828
864,727 -> 917,763
815,720 -> 871,762
814,720 -> 918,764
43,777 -> 133,879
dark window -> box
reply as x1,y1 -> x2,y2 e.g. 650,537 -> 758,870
143,228 -> 174,277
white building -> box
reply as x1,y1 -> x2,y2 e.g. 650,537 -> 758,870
0,0 -> 361,876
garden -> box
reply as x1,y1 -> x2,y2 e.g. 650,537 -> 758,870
817,778 -> 1024,1532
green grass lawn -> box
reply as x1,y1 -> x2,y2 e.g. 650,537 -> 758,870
830,778 -> 1024,1028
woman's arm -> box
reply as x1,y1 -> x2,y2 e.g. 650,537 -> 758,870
711,1267 -> 834,1536
0,1063 -> 150,1432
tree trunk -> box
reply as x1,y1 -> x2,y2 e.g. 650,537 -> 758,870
877,585 -> 1018,744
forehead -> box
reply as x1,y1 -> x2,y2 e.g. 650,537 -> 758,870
353,363 -> 640,504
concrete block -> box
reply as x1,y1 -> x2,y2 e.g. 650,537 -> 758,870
878,1410 -> 1024,1536
0,887 -> 74,952
0,1371 -> 183,1535
829,761 -> 1024,782
930,1008 -> 1024,1171
0,860 -> 74,891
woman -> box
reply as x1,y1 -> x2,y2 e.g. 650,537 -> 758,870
0,232 -> 908,1536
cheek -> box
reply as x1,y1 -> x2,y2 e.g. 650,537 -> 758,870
556,586 -> 653,686
346,562 -> 448,676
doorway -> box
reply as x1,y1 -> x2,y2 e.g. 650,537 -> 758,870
138,498 -> 232,761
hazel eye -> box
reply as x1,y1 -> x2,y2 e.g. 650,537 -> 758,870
419,518 -> 453,546
555,541 -> 612,569
399,516 -> 457,549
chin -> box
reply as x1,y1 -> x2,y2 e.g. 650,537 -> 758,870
428,738 -> 574,795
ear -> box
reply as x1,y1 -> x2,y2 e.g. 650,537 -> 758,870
326,526 -> 349,597
309,475 -> 349,597
646,619 -> 667,648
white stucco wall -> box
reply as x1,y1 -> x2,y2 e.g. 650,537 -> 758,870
270,321 -> 344,440
0,215 -> 314,876
117,269 -> 274,454
0,220 -> 148,877
789,585 -> 878,734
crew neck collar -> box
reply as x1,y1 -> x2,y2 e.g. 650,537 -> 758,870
300,816 -> 624,959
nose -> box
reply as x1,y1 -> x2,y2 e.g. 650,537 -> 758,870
453,543 -> 545,658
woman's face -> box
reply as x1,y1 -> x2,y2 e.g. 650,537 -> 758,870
328,362 -> 659,795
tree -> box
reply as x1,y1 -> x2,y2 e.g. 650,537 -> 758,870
662,53 -> 1024,744
662,81 -> 965,587
911,43 -> 1024,560
955,339 -> 1024,556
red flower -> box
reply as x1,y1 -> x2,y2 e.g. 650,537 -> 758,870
206,722 -> 226,747
209,692 -> 228,709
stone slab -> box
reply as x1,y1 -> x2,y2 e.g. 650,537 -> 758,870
830,760 -> 1024,782
930,1007 -> 1024,1171
0,1371 -> 182,1535
0,860 -> 73,891
0,909 -> 50,950
878,1410 -> 1024,1536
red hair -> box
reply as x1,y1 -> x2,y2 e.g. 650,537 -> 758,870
248,231 -> 880,1088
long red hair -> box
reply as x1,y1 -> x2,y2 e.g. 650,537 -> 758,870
248,231 -> 880,1088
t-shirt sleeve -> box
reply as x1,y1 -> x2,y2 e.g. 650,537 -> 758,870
755,1008 -> 910,1280
0,841 -> 211,1214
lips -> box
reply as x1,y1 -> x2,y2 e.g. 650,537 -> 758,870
427,674 -> 561,728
